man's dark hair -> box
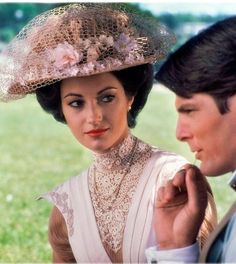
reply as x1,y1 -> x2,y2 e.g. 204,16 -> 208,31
156,16 -> 236,114
36,64 -> 153,127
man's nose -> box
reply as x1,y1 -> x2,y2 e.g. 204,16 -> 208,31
176,119 -> 191,142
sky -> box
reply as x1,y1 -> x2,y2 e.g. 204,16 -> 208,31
140,0 -> 236,15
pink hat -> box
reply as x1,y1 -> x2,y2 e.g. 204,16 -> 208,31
0,3 -> 175,101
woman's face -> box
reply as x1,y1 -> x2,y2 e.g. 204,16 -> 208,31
61,72 -> 134,153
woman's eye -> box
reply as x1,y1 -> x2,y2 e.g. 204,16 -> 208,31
101,94 -> 115,103
69,100 -> 84,108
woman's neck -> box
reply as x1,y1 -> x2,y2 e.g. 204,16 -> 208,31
92,133 -> 136,172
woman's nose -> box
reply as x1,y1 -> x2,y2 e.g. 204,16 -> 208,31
87,103 -> 103,125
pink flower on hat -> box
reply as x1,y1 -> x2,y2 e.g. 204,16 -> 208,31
87,46 -> 100,62
114,33 -> 138,55
53,42 -> 82,70
80,62 -> 95,75
99,35 -> 114,47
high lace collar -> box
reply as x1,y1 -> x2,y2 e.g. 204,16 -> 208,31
92,133 -> 136,171
89,132 -> 153,255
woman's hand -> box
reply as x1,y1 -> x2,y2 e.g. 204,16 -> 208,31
154,164 -> 208,249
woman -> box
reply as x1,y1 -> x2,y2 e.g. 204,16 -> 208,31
0,3 -> 217,263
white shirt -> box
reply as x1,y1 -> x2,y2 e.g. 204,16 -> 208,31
145,242 -> 199,263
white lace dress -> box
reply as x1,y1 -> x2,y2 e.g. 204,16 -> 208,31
41,134 -> 187,263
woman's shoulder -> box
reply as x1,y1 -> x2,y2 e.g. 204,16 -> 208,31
148,146 -> 188,184
135,137 -> 188,175
39,168 -> 89,203
150,146 -> 188,164
136,137 -> 187,164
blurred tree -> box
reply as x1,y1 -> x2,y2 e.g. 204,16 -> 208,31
0,3 -> 157,43
0,3 -> 60,42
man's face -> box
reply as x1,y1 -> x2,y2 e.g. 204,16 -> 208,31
175,93 -> 236,176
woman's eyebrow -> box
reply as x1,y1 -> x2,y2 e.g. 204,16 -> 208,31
63,93 -> 83,99
97,87 -> 117,95
63,87 -> 118,98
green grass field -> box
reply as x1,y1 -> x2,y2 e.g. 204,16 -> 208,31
0,86 -> 235,262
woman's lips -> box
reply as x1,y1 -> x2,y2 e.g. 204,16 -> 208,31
85,128 -> 109,137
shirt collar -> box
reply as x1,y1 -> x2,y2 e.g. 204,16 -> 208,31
228,171 -> 236,192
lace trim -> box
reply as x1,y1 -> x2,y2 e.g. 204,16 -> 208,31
89,134 -> 152,253
50,191 -> 74,236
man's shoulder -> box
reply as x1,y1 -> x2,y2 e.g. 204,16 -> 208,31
199,201 -> 236,262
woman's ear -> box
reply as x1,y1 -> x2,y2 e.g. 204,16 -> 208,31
128,96 -> 134,110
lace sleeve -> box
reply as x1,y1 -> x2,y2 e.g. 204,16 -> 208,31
48,206 -> 76,263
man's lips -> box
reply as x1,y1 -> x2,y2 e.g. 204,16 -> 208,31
85,128 -> 109,136
192,149 -> 202,159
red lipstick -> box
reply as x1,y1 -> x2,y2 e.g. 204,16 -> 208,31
85,128 -> 109,137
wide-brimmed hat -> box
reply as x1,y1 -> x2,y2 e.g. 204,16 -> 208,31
0,3 -> 175,101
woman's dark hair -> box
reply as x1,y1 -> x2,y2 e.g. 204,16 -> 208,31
36,63 -> 153,128
156,16 -> 236,114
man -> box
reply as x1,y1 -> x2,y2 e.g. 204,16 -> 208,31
146,16 -> 236,262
